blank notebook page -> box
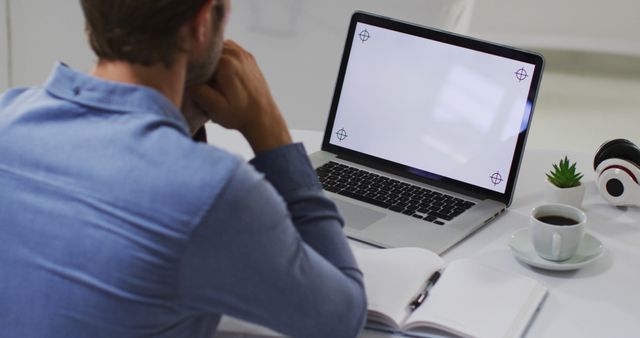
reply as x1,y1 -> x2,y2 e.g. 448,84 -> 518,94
354,247 -> 444,327
406,259 -> 546,338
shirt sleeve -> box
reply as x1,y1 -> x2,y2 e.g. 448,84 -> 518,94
178,143 -> 367,338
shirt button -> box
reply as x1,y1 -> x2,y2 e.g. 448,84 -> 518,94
73,87 -> 81,96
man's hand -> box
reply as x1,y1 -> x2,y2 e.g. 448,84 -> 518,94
188,40 -> 292,154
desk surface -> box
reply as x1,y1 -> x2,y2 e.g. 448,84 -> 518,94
206,124 -> 640,338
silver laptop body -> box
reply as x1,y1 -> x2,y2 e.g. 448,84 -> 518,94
310,12 -> 544,254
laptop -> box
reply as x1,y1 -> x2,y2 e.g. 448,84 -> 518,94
309,12 -> 544,254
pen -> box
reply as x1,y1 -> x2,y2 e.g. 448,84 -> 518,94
409,271 -> 441,311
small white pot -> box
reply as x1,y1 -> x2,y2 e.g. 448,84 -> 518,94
544,180 -> 586,209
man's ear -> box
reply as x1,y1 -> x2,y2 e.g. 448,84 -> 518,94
190,0 -> 215,48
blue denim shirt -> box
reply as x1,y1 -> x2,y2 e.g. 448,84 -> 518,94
0,63 -> 366,338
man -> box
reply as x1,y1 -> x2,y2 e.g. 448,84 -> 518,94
0,0 -> 367,337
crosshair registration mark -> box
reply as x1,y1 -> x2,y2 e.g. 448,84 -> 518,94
359,29 -> 370,43
336,128 -> 348,141
490,172 -> 504,186
515,68 -> 528,82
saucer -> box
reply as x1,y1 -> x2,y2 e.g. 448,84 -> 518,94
508,228 -> 604,271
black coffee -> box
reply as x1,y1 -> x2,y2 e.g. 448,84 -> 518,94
536,215 -> 579,226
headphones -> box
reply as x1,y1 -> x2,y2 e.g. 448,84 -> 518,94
593,139 -> 640,207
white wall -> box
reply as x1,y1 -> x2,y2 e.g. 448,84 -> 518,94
0,0 -> 9,92
9,0 -> 94,87
226,0 -> 474,129
470,0 -> 640,56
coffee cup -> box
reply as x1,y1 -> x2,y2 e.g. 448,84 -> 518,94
530,204 -> 586,261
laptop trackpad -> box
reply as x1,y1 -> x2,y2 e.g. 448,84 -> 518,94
334,199 -> 386,230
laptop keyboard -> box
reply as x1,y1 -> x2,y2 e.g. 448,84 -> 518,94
316,161 -> 475,225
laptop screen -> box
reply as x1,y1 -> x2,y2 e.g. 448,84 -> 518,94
324,14 -> 543,201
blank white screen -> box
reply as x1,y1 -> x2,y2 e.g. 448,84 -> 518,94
330,23 -> 535,193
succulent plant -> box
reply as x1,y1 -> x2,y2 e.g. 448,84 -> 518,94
546,156 -> 584,188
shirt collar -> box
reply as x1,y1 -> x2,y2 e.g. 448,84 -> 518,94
44,62 -> 190,134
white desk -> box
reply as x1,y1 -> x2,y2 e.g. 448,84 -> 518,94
206,124 -> 640,338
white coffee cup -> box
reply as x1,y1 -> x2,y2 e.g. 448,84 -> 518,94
530,204 -> 586,261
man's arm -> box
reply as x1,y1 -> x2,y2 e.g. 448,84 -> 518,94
181,40 -> 367,337
179,144 -> 366,338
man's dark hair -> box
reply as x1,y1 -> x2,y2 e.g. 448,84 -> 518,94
80,0 -> 221,66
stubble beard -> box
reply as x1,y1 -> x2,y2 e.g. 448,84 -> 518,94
185,29 -> 223,86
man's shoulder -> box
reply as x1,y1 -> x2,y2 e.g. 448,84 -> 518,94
144,138 -> 246,209
160,140 -> 276,226
0,87 -> 41,110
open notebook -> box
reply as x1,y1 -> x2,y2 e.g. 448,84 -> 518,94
354,248 -> 547,338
